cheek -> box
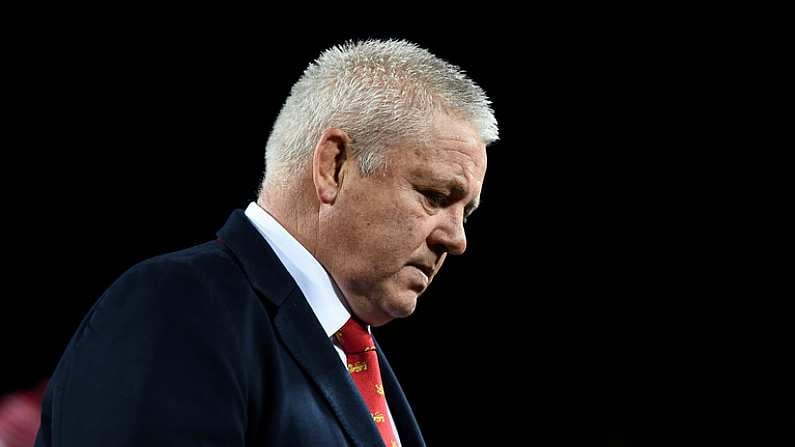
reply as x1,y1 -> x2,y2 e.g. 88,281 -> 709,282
359,189 -> 425,236
362,214 -> 426,273
340,187 -> 431,268
386,196 -> 429,242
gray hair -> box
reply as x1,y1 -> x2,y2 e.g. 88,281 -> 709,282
262,39 -> 498,187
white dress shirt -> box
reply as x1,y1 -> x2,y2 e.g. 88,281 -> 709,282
244,202 -> 401,445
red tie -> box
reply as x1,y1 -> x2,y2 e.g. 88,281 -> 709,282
335,318 -> 399,447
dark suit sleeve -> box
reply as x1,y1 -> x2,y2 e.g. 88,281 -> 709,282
48,260 -> 248,446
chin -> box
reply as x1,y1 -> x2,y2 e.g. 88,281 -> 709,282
382,291 -> 419,320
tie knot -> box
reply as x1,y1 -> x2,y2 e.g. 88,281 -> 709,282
335,317 -> 376,354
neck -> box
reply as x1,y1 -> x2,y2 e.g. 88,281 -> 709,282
257,183 -> 320,259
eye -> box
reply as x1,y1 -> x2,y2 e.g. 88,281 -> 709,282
421,190 -> 448,208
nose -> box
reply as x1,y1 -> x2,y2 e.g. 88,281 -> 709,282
428,211 -> 467,256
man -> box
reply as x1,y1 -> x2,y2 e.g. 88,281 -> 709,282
35,39 -> 498,446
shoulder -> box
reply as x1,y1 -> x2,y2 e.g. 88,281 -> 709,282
88,240 -> 259,338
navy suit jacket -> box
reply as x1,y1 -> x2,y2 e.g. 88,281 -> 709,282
35,210 -> 426,446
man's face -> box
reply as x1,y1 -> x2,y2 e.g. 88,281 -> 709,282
319,113 -> 487,326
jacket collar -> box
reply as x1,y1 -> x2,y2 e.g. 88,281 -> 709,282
216,210 -> 386,446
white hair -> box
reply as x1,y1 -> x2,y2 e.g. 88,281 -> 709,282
262,39 -> 498,188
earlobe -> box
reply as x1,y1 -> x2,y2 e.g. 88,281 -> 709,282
312,128 -> 351,205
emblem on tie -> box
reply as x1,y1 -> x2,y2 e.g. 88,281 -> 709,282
348,361 -> 367,373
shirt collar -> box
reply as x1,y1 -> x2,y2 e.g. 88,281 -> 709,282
244,202 -> 350,337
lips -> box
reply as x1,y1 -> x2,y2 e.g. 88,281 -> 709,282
408,262 -> 434,278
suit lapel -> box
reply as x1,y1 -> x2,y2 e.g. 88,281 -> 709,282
376,340 -> 426,447
217,210 -> 384,447
274,287 -> 385,447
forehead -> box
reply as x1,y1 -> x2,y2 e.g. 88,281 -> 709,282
390,114 -> 487,181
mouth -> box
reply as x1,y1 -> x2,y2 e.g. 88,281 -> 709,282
407,262 -> 434,279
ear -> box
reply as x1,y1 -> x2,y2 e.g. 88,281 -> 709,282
312,128 -> 352,205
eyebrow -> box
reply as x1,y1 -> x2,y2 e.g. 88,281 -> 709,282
464,195 -> 480,219
442,178 -> 480,219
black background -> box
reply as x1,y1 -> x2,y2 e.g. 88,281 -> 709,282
3,14 -> 791,446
